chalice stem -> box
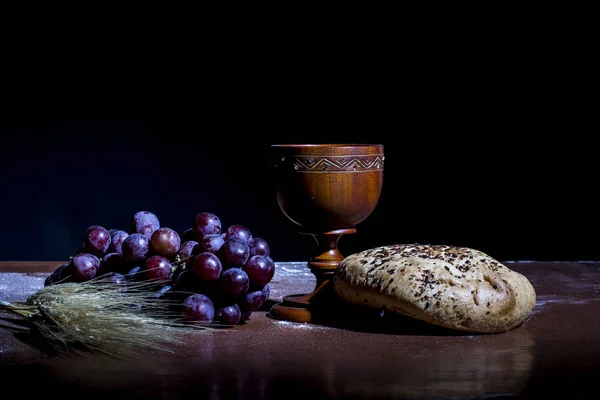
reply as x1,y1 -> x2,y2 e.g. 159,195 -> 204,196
304,228 -> 356,284
295,228 -> 356,303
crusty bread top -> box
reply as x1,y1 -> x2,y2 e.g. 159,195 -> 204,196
333,244 -> 537,333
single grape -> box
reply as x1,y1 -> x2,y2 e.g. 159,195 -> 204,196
121,233 -> 150,262
248,237 -> 270,257
144,255 -> 174,281
108,229 -> 129,255
214,303 -> 242,325
177,240 -> 200,268
180,228 -> 196,243
71,253 -> 100,282
220,237 -> 250,268
174,269 -> 202,292
220,267 -> 249,300
131,210 -> 160,239
199,233 -> 225,254
192,252 -> 223,281
242,255 -> 275,287
239,309 -> 252,323
193,212 -> 221,238
182,293 -> 215,322
54,262 -> 72,279
44,263 -> 72,286
262,282 -> 271,300
238,286 -> 269,311
266,255 -> 275,270
223,224 -> 253,242
82,225 -> 111,257
150,227 -> 181,258
99,252 -> 128,274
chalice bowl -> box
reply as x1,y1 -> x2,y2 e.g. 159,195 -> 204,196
268,144 -> 384,323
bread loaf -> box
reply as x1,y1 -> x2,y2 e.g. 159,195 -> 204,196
333,244 -> 536,333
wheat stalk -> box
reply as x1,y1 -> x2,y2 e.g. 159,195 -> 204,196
0,272 -> 223,357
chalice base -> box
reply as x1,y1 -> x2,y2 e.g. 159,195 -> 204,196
268,228 -> 355,323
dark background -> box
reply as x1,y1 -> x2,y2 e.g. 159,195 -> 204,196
0,15 -> 595,263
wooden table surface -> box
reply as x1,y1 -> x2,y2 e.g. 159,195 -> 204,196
1,260 -> 600,400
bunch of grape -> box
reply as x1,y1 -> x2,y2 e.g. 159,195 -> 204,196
44,210 -> 275,326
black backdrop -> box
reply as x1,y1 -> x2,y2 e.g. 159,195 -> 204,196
0,23 -> 595,263
1,108 -> 595,263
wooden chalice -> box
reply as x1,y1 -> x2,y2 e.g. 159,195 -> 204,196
268,144 -> 384,323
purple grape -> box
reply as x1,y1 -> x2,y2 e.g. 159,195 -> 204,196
144,255 -> 173,281
108,229 -> 129,255
99,252 -> 128,274
121,233 -> 150,262
131,211 -> 160,239
44,263 -> 72,286
192,252 -> 223,281
223,224 -> 253,242
174,269 -> 202,292
238,286 -> 268,311
180,228 -> 195,243
248,237 -> 270,257
71,253 -> 100,282
214,303 -> 241,325
82,225 -> 111,257
199,233 -> 225,254
150,227 -> 181,258
177,240 -> 200,268
220,267 -> 249,300
193,212 -> 221,238
262,283 -> 271,299
220,238 -> 250,268
239,309 -> 252,323
182,293 -> 215,322
54,262 -> 72,279
242,255 -> 275,287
